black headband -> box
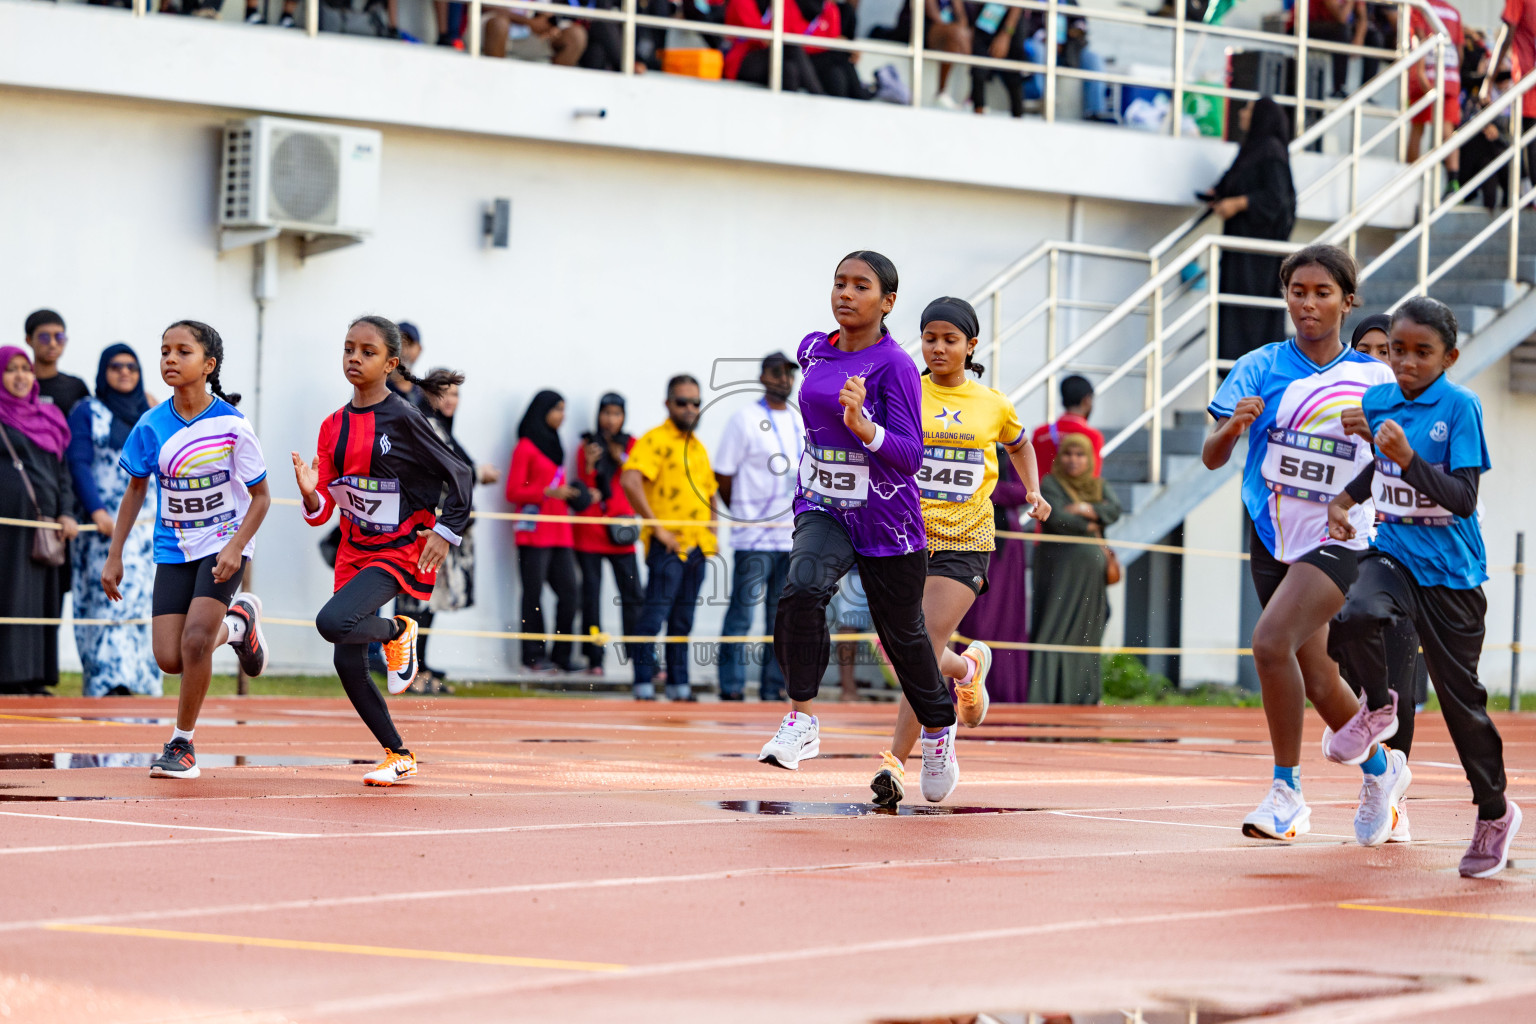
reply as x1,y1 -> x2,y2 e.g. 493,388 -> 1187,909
920,296 -> 980,341
1351,313 -> 1391,347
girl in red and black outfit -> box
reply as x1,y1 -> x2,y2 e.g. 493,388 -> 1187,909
292,315 -> 473,787
574,392 -> 642,676
506,390 -> 582,674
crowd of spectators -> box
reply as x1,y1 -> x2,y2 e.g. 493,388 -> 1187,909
0,313 -> 1129,705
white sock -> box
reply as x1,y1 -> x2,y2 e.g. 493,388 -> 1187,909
223,613 -> 246,645
955,654 -> 977,685
171,727 -> 194,743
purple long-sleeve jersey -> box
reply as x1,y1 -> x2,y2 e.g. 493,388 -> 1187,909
792,330 -> 926,556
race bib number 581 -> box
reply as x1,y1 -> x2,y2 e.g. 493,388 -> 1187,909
1261,428 -> 1358,503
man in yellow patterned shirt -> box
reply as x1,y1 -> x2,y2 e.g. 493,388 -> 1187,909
621,375 -> 718,701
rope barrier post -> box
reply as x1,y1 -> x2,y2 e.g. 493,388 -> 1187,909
1512,530 -> 1524,712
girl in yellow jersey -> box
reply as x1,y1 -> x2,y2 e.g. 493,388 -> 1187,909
871,297 -> 1051,806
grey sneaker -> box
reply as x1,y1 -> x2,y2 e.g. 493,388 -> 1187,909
1325,690 -> 1400,765
920,725 -> 959,802
758,712 -> 819,770
1354,748 -> 1412,847
1460,801 -> 1523,878
1241,779 -> 1311,840
150,738 -> 199,779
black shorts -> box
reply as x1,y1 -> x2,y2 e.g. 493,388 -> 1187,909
927,548 -> 990,596
152,554 -> 247,617
1247,524 -> 1358,606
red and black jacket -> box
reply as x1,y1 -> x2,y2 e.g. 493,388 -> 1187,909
303,393 -> 474,601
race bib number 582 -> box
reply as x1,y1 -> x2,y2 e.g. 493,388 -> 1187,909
158,471 -> 237,529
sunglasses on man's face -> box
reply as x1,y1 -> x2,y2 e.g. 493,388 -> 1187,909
670,397 -> 701,408
33,331 -> 66,344
107,361 -> 138,372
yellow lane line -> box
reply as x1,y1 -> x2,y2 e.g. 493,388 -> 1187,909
44,923 -> 627,972
1337,903 -> 1536,925
0,714 -> 131,726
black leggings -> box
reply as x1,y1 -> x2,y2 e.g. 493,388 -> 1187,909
519,545 -> 580,668
774,512 -> 955,728
577,550 -> 643,665
316,567 -> 406,754
1329,552 -> 1506,818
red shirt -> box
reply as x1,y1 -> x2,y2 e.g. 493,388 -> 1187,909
723,0 -> 810,79
1030,414 -> 1106,478
573,437 -> 637,555
504,437 -> 574,548
1411,0 -> 1463,90
1506,0 -> 1536,117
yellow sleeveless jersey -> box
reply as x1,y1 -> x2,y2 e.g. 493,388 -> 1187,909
919,376 -> 1025,551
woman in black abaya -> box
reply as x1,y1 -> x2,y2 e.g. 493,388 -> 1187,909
1205,97 -> 1297,362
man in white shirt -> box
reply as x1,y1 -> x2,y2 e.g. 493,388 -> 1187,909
714,352 -> 802,701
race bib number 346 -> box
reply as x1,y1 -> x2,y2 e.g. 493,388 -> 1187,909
1261,428 -> 1358,503
158,471 -> 237,529
798,445 -> 870,509
918,445 -> 985,502
330,475 -> 403,533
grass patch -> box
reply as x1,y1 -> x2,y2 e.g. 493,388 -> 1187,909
1101,655 -> 1264,707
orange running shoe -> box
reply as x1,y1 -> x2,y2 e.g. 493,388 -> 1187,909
870,750 -> 905,807
954,641 -> 991,728
384,615 -> 419,695
363,750 -> 417,787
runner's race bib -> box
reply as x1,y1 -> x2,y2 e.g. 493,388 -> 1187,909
798,445 -> 870,509
158,471 -> 237,529
918,446 -> 985,502
1261,428 -> 1358,503
329,475 -> 402,533
1374,457 -> 1455,526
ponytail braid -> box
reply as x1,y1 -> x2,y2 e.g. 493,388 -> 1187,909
163,319 -> 240,406
350,315 -> 466,398
964,350 -> 986,378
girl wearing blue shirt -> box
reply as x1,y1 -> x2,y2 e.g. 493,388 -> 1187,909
1327,297 -> 1520,878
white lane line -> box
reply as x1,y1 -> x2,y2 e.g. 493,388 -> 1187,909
0,810 -> 309,836
0,841 -> 1357,935
1242,977 -> 1536,1023
1050,810 -> 1357,841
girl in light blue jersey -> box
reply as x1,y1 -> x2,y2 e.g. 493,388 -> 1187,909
1327,297 -> 1520,877
104,321 -> 272,781
1203,244 -> 1399,846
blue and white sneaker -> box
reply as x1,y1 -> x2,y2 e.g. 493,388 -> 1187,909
1242,779 -> 1311,840
1355,747 -> 1412,847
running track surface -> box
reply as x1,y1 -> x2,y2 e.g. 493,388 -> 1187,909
2,697 -> 1534,1024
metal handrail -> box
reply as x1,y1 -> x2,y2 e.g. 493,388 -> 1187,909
123,0 -> 1451,138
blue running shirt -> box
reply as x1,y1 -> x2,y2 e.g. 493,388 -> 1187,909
1210,340 -> 1394,563
119,398 -> 268,564
1360,374 -> 1490,589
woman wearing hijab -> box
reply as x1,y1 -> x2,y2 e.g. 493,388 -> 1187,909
396,372 -> 500,692
1029,432 -> 1122,704
65,344 -> 160,696
505,390 -> 585,674
1203,97 -> 1297,363
574,393 -> 643,676
0,346 -> 78,695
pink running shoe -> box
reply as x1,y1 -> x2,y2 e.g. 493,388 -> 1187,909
1324,690 -> 1399,766
1460,801 -> 1522,878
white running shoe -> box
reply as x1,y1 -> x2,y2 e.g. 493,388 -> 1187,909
920,725 -> 959,802
1241,779 -> 1311,840
1388,797 -> 1412,843
363,750 -> 417,787
954,641 -> 991,728
1354,747 -> 1412,847
758,712 -> 819,770
384,615 -> 419,695
935,92 -> 960,110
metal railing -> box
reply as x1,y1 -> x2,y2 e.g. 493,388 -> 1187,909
119,0 -> 1447,139
988,67 -> 1536,490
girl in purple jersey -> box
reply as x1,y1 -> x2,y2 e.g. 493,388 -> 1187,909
757,252 -> 960,798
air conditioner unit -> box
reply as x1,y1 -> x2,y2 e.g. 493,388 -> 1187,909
219,116 -> 381,252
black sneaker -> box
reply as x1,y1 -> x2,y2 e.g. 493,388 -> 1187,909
227,593 -> 268,678
150,738 -> 199,779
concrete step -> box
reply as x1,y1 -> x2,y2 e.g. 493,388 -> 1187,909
1357,278 -> 1525,308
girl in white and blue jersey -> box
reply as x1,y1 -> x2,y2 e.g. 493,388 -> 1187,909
103,321 -> 272,780
1327,297 -> 1520,877
1203,244 -> 1399,846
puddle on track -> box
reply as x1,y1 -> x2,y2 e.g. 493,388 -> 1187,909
979,735 -> 1256,745
711,799 -> 1031,817
0,794 -> 115,802
0,752 -> 375,770
4,715 -> 297,727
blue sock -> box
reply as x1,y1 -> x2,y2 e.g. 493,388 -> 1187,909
1273,764 -> 1301,790
1361,746 -> 1388,776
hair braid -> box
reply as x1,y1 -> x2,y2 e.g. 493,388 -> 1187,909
163,319 -> 240,406
350,314 -> 464,397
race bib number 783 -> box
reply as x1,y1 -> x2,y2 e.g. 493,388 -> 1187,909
798,445 -> 870,509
